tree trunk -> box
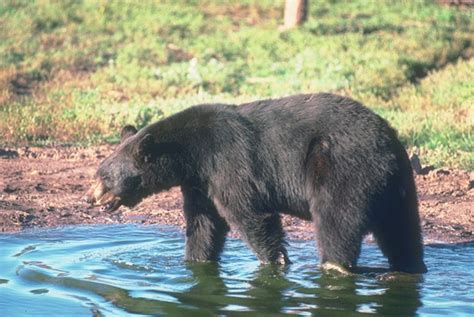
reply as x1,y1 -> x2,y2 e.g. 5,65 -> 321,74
283,0 -> 308,29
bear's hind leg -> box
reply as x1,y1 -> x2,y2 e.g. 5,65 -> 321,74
239,212 -> 290,265
371,207 -> 427,273
182,186 -> 230,262
311,200 -> 366,271
371,170 -> 427,273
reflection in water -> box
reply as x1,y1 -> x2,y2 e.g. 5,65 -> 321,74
183,263 -> 423,316
0,225 -> 472,316
16,262 -> 422,316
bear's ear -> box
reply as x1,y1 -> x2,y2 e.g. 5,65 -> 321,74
121,125 -> 138,143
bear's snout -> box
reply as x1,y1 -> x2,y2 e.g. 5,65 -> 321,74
85,179 -> 106,204
85,178 -> 122,212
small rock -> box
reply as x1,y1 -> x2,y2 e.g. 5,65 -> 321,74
451,224 -> 464,231
22,214 -> 35,223
35,183 -> 46,192
421,220 -> 433,227
410,154 -> 423,174
0,149 -> 19,158
421,165 -> 435,175
436,169 -> 450,176
410,154 -> 434,175
3,185 -> 18,193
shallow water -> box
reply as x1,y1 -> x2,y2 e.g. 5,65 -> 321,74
0,225 -> 473,316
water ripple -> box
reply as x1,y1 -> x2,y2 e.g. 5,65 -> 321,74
0,225 -> 473,316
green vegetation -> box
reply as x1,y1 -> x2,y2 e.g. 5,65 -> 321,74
0,0 -> 472,169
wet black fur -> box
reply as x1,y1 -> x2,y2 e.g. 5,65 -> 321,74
96,93 -> 427,273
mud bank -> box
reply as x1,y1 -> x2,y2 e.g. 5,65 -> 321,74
1,146 -> 472,244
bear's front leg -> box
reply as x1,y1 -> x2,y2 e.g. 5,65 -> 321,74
213,198 -> 290,265
182,186 -> 230,262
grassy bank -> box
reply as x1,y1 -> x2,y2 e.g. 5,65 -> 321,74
0,0 -> 473,169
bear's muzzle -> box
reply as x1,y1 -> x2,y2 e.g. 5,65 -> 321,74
85,179 -> 122,212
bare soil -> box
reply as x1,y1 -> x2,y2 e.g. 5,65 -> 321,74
0,145 -> 472,244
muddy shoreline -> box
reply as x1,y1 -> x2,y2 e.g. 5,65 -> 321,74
1,145 -> 472,244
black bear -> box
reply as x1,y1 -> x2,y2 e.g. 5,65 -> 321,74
86,93 -> 427,273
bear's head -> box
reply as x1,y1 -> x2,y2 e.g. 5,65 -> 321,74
85,125 -> 183,212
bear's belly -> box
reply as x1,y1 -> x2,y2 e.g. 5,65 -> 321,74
281,209 -> 312,221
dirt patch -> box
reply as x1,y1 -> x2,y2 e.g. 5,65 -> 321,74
0,145 -> 472,244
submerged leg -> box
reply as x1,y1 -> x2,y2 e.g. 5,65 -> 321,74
213,198 -> 290,265
182,186 -> 230,262
371,207 -> 426,273
371,167 -> 427,273
313,204 -> 365,271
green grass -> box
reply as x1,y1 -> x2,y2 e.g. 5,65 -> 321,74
0,0 -> 473,169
